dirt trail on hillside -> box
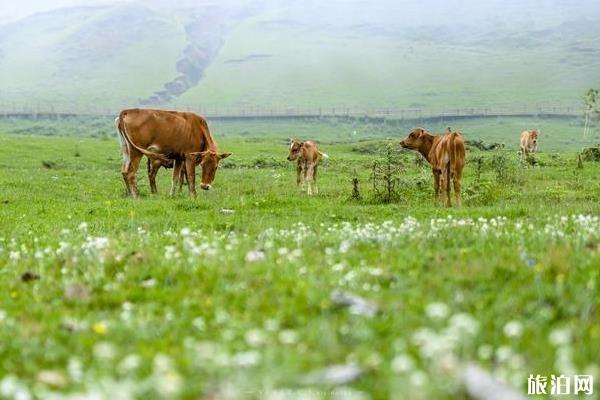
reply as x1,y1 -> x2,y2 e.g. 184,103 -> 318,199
140,8 -> 228,105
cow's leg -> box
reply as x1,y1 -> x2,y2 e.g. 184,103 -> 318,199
121,159 -> 131,196
296,163 -> 302,188
185,156 -> 197,197
440,168 -> 450,207
313,164 -> 319,195
123,151 -> 142,198
453,170 -> 462,207
148,159 -> 159,194
170,160 -> 183,197
300,161 -> 307,192
306,163 -> 314,195
433,170 -> 441,207
445,168 -> 452,207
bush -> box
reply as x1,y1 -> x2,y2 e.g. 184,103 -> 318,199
463,181 -> 500,206
370,142 -> 405,203
581,145 -> 600,161
491,152 -> 520,185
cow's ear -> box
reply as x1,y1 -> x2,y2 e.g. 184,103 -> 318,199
219,152 -> 232,160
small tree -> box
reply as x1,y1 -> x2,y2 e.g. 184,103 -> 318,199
371,142 -> 404,203
583,88 -> 599,139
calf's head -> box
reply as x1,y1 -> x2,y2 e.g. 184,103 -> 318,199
287,139 -> 304,161
530,129 -> 539,145
190,150 -> 232,190
400,128 -> 426,150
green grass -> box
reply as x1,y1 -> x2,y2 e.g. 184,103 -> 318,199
0,117 -> 599,399
1,115 -> 598,151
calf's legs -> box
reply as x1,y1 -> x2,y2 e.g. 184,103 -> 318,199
147,159 -> 160,194
170,160 -> 184,197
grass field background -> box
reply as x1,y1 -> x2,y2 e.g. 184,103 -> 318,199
0,117 -> 598,398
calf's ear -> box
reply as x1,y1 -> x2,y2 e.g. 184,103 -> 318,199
188,151 -> 208,162
219,152 -> 232,160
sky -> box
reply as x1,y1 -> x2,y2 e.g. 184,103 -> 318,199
0,0 -> 123,20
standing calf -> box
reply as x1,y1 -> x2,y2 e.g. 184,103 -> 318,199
287,139 -> 328,195
520,129 -> 539,158
400,127 -> 465,207
147,158 -> 189,194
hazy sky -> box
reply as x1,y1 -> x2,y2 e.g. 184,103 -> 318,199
0,0 -> 124,20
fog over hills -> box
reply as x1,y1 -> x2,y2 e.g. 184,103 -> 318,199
0,0 -> 599,110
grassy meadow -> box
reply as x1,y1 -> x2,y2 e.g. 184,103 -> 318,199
0,116 -> 599,399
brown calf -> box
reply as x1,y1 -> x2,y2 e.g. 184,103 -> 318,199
520,129 -> 539,158
287,139 -> 328,195
147,158 -> 189,194
400,127 -> 465,207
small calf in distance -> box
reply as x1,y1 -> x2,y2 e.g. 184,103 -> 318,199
400,127 -> 465,207
287,139 -> 328,195
520,129 -> 539,158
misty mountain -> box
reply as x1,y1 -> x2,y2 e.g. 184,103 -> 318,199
0,0 -> 598,110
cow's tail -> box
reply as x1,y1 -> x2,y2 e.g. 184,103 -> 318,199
449,132 -> 465,174
115,116 -> 129,163
115,111 -> 170,163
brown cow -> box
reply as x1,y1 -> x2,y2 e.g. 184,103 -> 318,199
400,127 -> 465,207
287,139 -> 328,195
115,109 -> 231,197
520,129 -> 539,158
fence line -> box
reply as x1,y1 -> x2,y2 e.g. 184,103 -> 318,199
0,102 -> 583,122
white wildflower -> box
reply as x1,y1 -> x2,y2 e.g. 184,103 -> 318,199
93,342 -> 116,361
549,328 -> 572,346
232,351 -> 260,367
245,249 -> 266,262
245,329 -> 265,347
503,320 -> 523,338
192,317 -> 205,331
425,302 -> 450,320
409,370 -> 428,386
278,330 -> 298,345
391,354 -> 414,373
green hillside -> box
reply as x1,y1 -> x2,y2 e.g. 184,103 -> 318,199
0,0 -> 599,111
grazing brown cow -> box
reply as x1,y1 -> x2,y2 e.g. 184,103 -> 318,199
115,109 -> 231,197
400,127 -> 465,207
520,129 -> 539,158
287,139 -> 328,195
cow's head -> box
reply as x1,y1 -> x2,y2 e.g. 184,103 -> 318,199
400,128 -> 426,149
530,129 -> 539,145
190,150 -> 232,190
287,139 -> 304,161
